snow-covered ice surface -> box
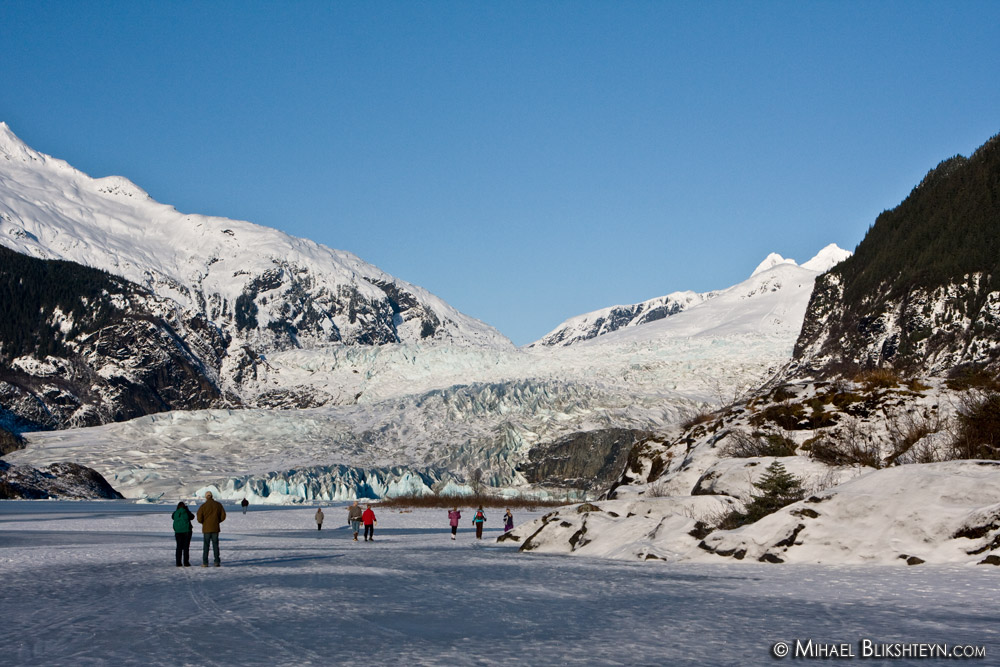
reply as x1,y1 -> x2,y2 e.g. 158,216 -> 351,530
2,502 -> 998,666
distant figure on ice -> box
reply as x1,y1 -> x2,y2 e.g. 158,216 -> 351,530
472,506 -> 487,540
362,504 -> 377,542
196,491 -> 227,567
172,501 -> 195,567
241,497 -> 249,515
503,508 -> 514,533
348,501 -> 363,541
448,507 -> 461,540
315,507 -> 325,531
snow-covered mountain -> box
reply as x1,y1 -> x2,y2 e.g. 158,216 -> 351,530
0,122 -> 510,385
532,244 -> 850,347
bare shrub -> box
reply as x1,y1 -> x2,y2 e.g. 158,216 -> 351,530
377,492 -> 565,510
682,410 -> 717,431
646,479 -> 670,497
854,367 -> 901,390
807,467 -> 842,495
720,430 -> 797,458
809,421 -> 884,468
886,409 -> 944,465
945,366 -> 1000,392
949,391 -> 1000,460
894,436 -> 947,465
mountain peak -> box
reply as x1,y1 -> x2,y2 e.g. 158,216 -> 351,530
750,253 -> 797,277
801,243 -> 851,273
0,122 -> 41,163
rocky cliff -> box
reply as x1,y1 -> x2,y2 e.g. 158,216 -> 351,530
793,133 -> 1000,377
0,245 -> 232,442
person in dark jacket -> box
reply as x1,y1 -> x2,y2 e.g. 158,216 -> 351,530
472,506 -> 487,539
241,497 -> 249,515
172,501 -> 195,567
196,491 -> 227,567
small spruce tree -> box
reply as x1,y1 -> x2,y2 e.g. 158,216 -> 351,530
718,460 -> 806,529
744,460 -> 806,522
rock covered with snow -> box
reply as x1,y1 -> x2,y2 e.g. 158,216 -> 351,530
504,461 -> 1000,567
697,461 -> 1000,565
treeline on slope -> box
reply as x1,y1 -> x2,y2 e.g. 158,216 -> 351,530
0,244 -> 133,360
794,131 -> 1000,375
835,132 -> 1000,306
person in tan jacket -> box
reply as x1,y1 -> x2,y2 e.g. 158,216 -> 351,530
196,491 -> 227,567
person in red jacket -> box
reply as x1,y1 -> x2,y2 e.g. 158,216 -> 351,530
362,504 -> 377,542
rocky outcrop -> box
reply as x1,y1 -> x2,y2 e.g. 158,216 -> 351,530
0,460 -> 124,499
518,428 -> 652,492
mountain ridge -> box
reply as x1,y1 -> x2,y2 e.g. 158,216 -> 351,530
532,243 -> 850,348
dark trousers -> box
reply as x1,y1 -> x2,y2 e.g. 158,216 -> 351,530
475,522 -> 484,539
203,532 -> 221,565
451,525 -> 458,536
364,524 -> 374,541
175,532 -> 192,566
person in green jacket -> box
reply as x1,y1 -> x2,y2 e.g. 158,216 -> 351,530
172,501 -> 195,567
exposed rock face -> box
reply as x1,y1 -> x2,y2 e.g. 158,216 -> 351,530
0,245 -> 233,431
518,428 -> 652,492
0,427 -> 25,455
794,132 -> 1000,377
530,292 -> 705,347
0,460 -> 124,499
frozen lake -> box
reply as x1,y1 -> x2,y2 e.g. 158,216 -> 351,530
1,501 -> 997,665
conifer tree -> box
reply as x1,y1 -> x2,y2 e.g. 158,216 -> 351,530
743,460 -> 806,522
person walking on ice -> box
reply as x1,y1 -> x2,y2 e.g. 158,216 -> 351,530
315,507 -> 324,530
362,504 -> 377,542
448,507 -> 461,540
503,508 -> 514,533
241,497 -> 249,514
472,506 -> 486,540
196,491 -> 226,567
347,500 -> 363,541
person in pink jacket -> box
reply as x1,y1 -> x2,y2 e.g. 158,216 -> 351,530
447,507 -> 461,540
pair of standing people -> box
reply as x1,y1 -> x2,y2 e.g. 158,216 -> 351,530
171,491 -> 227,567
450,507 -> 513,540
347,501 -> 377,541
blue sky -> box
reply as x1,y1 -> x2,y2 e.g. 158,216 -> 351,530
2,2 -> 998,345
